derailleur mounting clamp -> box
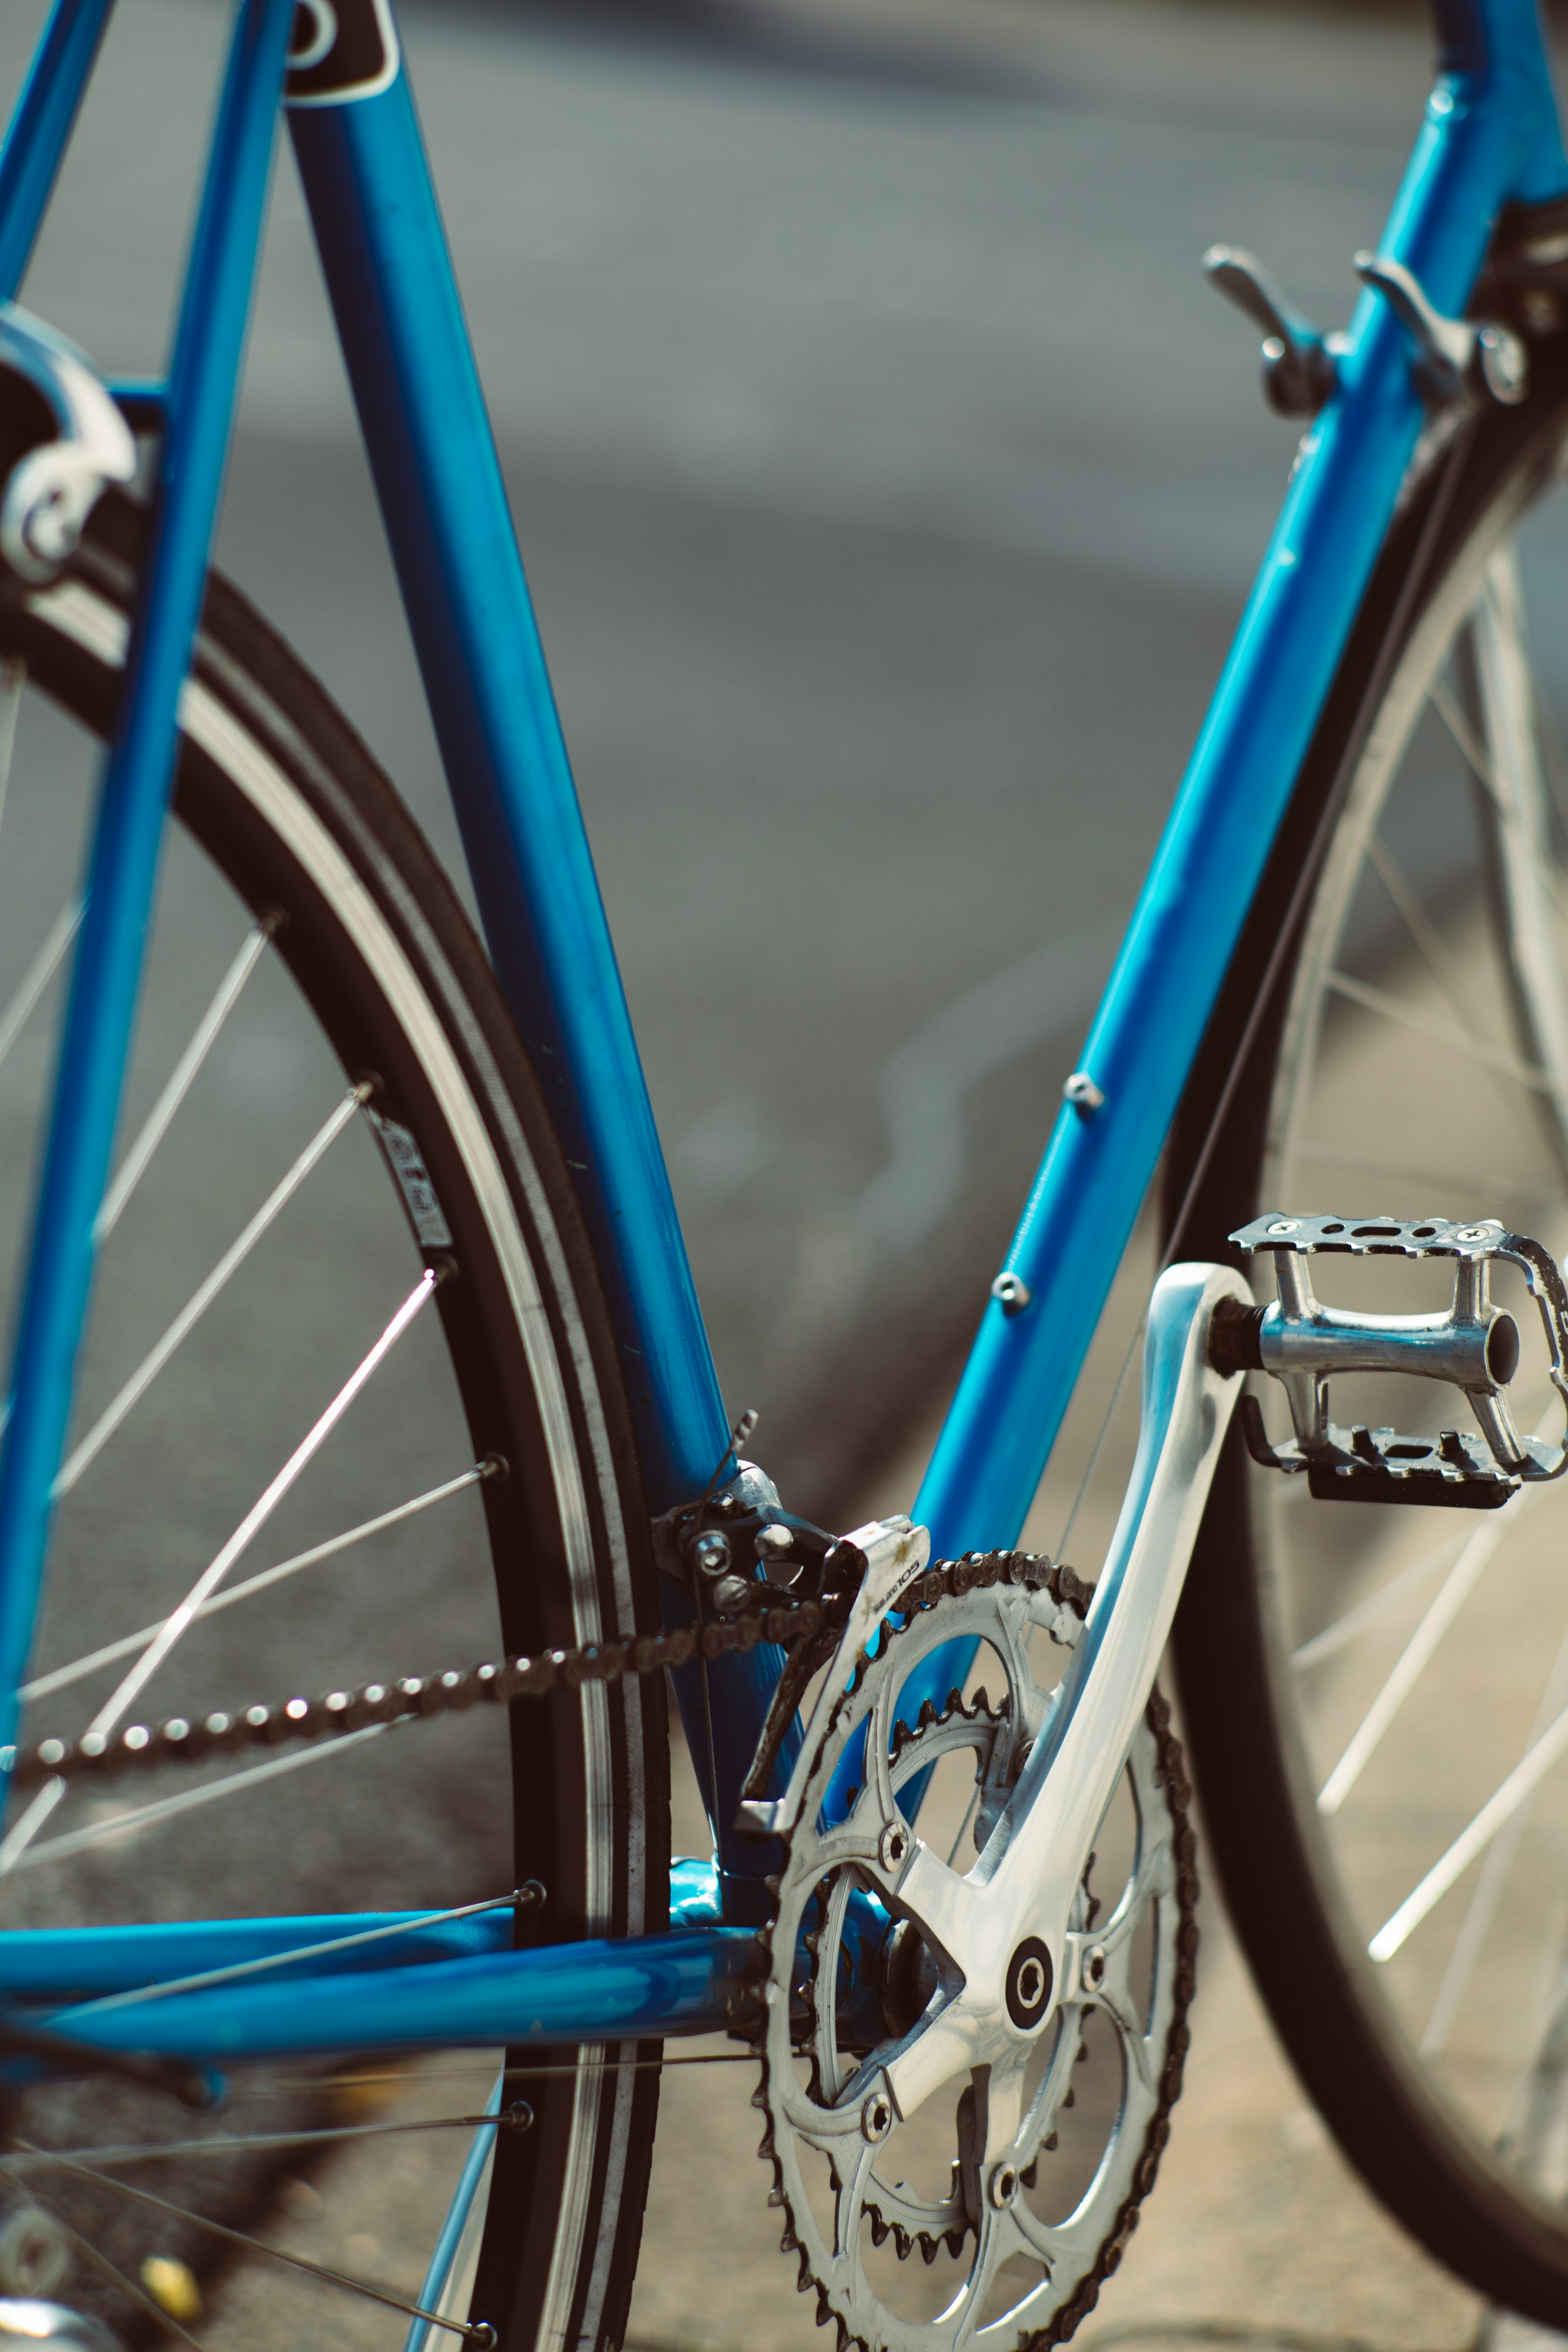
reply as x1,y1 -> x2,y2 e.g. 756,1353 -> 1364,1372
1219,1213 -> 1568,1509
652,1458 -> 860,1622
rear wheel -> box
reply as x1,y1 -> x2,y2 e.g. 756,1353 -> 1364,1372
0,490 -> 667,2348
1171,342 -> 1568,2317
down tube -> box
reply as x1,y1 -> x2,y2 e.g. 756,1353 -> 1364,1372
915,6 -> 1567,1567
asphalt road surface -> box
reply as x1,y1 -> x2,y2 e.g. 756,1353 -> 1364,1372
2,0 -> 1440,1513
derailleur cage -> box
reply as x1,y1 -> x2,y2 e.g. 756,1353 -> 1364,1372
1220,1213 -> 1568,1509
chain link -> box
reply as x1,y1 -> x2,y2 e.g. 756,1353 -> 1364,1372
5,1550 -> 1099,1796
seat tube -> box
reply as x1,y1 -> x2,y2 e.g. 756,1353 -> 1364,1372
288,53 -> 801,1901
0,0 -> 297,1760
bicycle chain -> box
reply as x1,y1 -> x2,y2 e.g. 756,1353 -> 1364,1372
5,1544 -> 1195,2339
2,1549 -> 1087,1796
740,1547 -> 1201,2352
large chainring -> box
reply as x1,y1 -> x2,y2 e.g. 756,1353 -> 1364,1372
748,1568 -> 1198,2352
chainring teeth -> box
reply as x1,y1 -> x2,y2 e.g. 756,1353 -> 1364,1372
747,1553 -> 1198,2352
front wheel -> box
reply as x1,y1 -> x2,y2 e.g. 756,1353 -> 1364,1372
1170,340 -> 1568,2320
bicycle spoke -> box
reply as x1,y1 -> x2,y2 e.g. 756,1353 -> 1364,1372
1318,1484 -> 1542,1817
1290,1530 -> 1466,1673
4,1261 -> 446,1876
945,1783 -> 981,1867
24,1462 -> 492,1703
11,2141 -> 496,2345
1366,831 -> 1490,1038
1430,676 -> 1502,810
1292,1138 -> 1548,1205
12,2110 -> 529,2173
1420,1609 -> 1568,2053
0,896 -> 83,1075
1370,1699 -> 1568,1963
54,1080 -> 372,1499
0,657 -> 25,850
95,915 -> 279,1243
73,1889 -> 529,2016
254,2052 -> 755,2095
88,1264 -> 440,1727
1,2166 -> 203,2350
1324,968 -> 1550,1093
12,1723 -> 394,1870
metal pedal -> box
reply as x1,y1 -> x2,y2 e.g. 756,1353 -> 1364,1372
1220,1214 -> 1568,1508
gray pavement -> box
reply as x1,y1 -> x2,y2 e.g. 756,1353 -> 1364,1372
2,0 -> 1439,1506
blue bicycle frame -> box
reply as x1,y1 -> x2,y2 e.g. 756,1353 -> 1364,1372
0,0 -> 1561,2063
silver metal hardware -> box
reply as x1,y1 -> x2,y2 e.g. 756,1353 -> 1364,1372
749,1555 -> 1195,2345
754,1521 -> 795,1576
691,1528 -> 731,1577
0,2304 -> 121,2351
857,1267 -> 1241,2126
735,1514 -> 932,1841
0,2210 -> 67,2301
1063,1070 -> 1105,1117
710,1573 -> 753,1618
861,2087 -> 895,2144
755,1264 -> 1242,2264
1203,244 -> 1340,416
991,1271 -> 1032,1315
1229,1212 -> 1568,1506
1353,251 -> 1528,408
0,308 -> 136,584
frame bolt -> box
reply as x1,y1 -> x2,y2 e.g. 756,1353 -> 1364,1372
691,1529 -> 731,1578
879,1822 -> 910,1873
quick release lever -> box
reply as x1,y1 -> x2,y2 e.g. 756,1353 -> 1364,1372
1203,243 -> 1339,417
1353,250 -> 1528,407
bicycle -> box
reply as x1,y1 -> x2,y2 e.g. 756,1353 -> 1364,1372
0,0 -> 1567,2343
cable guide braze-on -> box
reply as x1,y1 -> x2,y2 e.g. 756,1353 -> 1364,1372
1213,1214 -> 1568,1509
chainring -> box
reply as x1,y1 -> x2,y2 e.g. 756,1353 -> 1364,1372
747,1569 -> 1198,2352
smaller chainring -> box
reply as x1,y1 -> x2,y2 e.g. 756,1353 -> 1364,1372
747,1556 -> 1198,2352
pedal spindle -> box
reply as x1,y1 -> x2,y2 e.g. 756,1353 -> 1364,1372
1220,1213 -> 1568,1508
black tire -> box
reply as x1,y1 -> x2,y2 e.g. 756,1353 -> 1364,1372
0,491 -> 668,2350
1168,336 -> 1568,2319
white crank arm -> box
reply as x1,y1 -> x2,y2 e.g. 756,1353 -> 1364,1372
878,1261 -> 1249,2133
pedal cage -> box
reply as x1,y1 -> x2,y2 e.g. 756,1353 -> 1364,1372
1223,1214 -> 1568,1509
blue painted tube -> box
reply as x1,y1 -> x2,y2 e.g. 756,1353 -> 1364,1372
404,2070 -> 503,2352
821,2 -> 1568,1815
0,0 -> 117,302
287,82 -> 730,1516
0,1909 -> 517,1999
287,71 -> 787,1900
913,16 -> 1566,1571
0,1863 -> 720,2002
39,1927 -> 757,2059
0,0 -> 296,1756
